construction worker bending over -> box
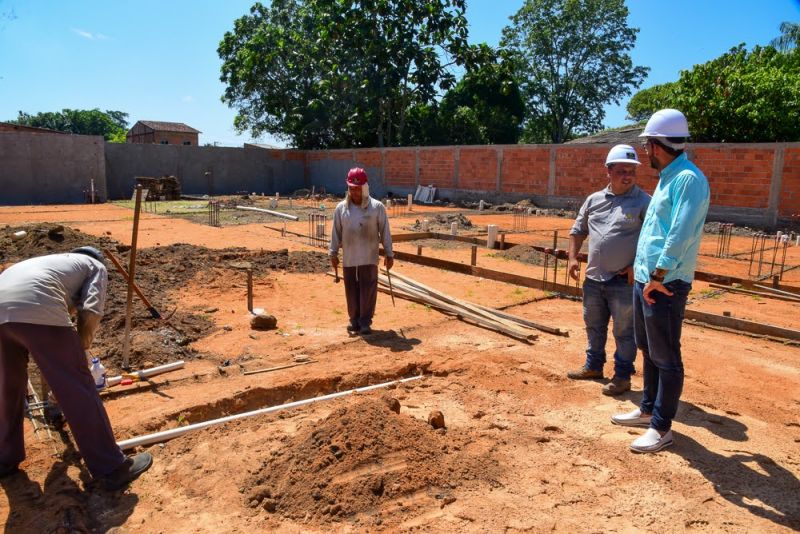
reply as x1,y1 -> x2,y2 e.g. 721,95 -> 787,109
329,167 -> 394,335
0,246 -> 152,489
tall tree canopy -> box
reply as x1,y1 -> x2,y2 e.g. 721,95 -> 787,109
770,21 -> 800,51
500,0 -> 648,143
218,0 -> 469,149
402,44 -> 524,146
626,45 -> 800,142
9,109 -> 128,142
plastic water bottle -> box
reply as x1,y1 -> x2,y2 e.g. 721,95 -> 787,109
90,358 -> 107,390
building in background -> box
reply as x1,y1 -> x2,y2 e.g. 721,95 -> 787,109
126,121 -> 200,145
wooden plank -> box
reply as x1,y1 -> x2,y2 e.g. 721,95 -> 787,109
708,283 -> 800,303
388,249 -> 583,297
392,232 -> 433,242
684,309 -> 800,341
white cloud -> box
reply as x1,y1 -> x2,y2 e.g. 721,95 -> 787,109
71,28 -> 109,40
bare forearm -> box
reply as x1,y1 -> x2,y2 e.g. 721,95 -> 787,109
77,311 -> 102,349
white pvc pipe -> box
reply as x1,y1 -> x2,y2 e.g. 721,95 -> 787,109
407,193 -> 413,210
236,205 -> 300,221
106,361 -> 185,387
116,375 -> 424,450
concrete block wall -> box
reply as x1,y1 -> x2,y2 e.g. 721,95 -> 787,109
105,143 -> 305,199
0,132 -> 106,205
303,142 -> 800,227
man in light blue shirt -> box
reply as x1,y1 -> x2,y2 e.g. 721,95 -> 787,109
567,145 -> 650,396
611,109 -> 710,454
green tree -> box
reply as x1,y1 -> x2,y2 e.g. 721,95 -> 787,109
10,109 -> 129,141
625,82 -> 677,123
770,21 -> 800,51
500,0 -> 648,143
438,44 -> 524,144
219,0 -> 469,149
673,45 -> 800,142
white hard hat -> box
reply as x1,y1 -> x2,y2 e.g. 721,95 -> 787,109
606,144 -> 640,166
639,109 -> 690,139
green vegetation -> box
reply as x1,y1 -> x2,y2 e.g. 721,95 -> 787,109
626,23 -> 800,142
219,0 -> 470,149
500,0 -> 647,143
8,108 -> 129,142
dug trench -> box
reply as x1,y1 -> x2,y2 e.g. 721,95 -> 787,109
1,223 -> 331,372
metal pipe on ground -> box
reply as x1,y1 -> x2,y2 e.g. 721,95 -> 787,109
116,375 -> 424,450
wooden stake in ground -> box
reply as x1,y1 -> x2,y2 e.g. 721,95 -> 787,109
121,185 -> 143,370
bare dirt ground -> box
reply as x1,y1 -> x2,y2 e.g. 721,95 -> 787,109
0,202 -> 798,533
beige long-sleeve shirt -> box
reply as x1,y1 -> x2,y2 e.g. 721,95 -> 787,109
329,197 -> 393,267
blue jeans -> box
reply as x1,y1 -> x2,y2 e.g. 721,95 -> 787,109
633,280 -> 691,432
582,277 -> 637,380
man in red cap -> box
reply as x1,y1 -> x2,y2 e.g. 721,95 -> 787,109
329,167 -> 394,335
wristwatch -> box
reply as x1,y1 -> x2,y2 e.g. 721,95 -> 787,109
649,269 -> 666,283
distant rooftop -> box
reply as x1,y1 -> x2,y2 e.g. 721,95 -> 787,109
566,125 -> 644,145
134,120 -> 201,134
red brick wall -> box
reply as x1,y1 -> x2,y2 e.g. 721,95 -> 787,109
692,147 -> 773,209
555,146 -> 611,197
458,148 -> 497,191
418,148 -> 455,188
780,147 -> 800,217
384,150 -> 416,187
500,147 -> 550,194
304,143 -> 800,220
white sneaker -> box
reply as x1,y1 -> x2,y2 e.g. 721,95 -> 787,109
630,428 -> 673,453
611,408 -> 652,427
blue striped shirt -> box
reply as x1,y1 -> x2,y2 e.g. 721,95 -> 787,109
633,153 -> 710,284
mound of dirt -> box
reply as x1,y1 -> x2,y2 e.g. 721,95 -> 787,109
242,396 -> 496,525
409,213 -> 473,232
495,245 -> 549,267
0,224 -> 331,372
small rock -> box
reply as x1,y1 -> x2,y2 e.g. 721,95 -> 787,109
428,410 -> 445,429
223,325 -> 233,332
204,307 -> 219,313
382,396 -> 401,414
251,313 -> 278,330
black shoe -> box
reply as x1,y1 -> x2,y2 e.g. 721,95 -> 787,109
101,452 -> 153,490
0,463 -> 20,478
346,324 -> 359,333
359,326 -> 372,335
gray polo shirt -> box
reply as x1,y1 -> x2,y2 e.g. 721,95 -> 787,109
0,253 -> 107,327
570,185 -> 651,282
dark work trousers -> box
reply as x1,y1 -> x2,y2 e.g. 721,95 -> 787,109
342,264 -> 379,329
0,322 -> 125,478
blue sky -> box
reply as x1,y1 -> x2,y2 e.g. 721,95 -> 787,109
1,0 -> 798,147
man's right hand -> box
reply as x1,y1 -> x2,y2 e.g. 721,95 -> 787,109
568,259 -> 580,281
330,255 -> 339,269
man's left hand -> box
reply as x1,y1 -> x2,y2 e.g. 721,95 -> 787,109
643,281 -> 673,305
384,256 -> 394,271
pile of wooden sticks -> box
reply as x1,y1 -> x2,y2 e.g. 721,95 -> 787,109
376,270 -> 568,343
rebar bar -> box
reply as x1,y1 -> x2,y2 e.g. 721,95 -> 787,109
308,213 -> 327,248
208,200 -> 220,227
512,207 -> 529,232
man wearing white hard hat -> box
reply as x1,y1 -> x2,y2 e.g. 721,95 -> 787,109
567,145 -> 650,396
611,109 -> 710,453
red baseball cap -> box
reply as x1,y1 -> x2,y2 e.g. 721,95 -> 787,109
346,167 -> 368,187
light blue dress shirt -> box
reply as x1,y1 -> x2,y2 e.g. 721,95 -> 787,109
633,153 -> 710,284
